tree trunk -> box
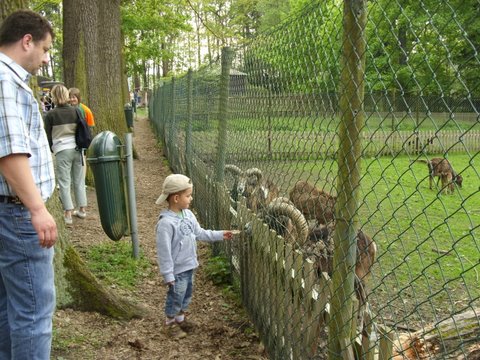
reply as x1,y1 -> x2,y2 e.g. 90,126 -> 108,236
50,182 -> 146,319
141,59 -> 148,90
161,42 -> 169,76
394,308 -> 480,359
63,245 -> 147,319
63,0 -> 128,136
196,12 -> 201,67
0,0 -> 27,20
59,0 -> 144,319
1,1 -> 142,320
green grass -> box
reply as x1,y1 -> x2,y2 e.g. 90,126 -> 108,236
164,110 -> 479,323
221,153 -> 478,324
187,113 -> 478,133
52,328 -> 103,358
205,255 -> 232,286
84,240 -> 152,290
306,153 -> 479,323
184,113 -> 479,161
204,254 -> 243,307
135,106 -> 147,118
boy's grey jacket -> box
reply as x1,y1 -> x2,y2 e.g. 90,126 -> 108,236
155,209 -> 224,283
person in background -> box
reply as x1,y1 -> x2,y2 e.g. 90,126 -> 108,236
155,174 -> 234,339
0,9 -> 57,359
68,87 -> 95,129
39,95 -> 47,114
40,90 -> 53,112
44,84 -> 88,224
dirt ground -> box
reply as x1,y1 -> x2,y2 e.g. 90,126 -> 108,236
52,115 -> 268,360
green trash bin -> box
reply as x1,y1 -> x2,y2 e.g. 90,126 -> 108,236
87,131 -> 128,241
124,103 -> 133,128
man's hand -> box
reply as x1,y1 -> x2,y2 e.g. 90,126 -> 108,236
30,207 -> 57,248
0,154 -> 57,247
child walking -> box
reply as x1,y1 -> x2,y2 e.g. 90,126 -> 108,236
155,174 -> 234,339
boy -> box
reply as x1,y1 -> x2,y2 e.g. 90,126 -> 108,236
155,174 -> 234,339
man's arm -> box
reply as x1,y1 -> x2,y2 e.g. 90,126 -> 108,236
0,154 -> 57,248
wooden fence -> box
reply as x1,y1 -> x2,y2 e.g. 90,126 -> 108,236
363,129 -> 480,156
186,166 -> 394,359
231,201 -> 393,359
220,129 -> 480,162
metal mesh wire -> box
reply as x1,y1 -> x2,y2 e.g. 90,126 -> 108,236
149,0 -> 480,358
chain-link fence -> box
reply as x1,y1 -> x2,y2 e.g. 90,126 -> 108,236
149,0 -> 480,358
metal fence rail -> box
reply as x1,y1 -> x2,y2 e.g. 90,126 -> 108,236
149,0 -> 480,359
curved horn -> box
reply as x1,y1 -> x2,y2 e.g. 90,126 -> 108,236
245,167 -> 263,181
267,199 -> 309,245
269,196 -> 294,206
225,164 -> 243,177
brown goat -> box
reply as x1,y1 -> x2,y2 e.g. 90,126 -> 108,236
289,180 -> 336,225
414,158 -> 463,194
242,168 -> 279,212
305,223 -> 377,303
261,197 -> 310,246
261,195 -> 376,297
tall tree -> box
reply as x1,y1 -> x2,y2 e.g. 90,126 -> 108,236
1,1 -> 144,319
122,0 -> 190,82
0,0 -> 28,20
59,0 -> 144,318
30,0 -> 62,80
366,0 -> 480,97
63,0 -> 128,133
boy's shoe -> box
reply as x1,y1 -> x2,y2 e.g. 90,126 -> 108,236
73,210 -> 87,219
176,318 -> 198,333
166,323 -> 187,339
64,216 -> 73,225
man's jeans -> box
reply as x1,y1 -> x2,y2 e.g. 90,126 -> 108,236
165,269 -> 194,317
0,203 -> 55,360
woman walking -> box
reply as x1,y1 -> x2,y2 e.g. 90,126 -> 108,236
44,84 -> 87,224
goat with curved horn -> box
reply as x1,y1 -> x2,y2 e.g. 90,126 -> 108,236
224,164 -> 243,177
242,168 -> 279,212
224,164 -> 244,202
244,167 -> 263,181
265,197 -> 310,246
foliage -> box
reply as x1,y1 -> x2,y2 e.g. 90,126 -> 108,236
205,255 -> 232,285
121,0 -> 191,81
239,0 -> 480,99
366,0 -> 480,97
27,0 -> 480,101
29,0 -> 63,80
84,240 -> 151,290
204,254 -> 243,307
241,1 -> 343,94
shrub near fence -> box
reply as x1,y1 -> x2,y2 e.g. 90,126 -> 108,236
150,0 -> 480,359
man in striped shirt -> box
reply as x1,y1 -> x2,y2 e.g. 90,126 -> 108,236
0,10 -> 57,360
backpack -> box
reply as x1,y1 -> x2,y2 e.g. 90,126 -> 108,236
75,107 -> 92,150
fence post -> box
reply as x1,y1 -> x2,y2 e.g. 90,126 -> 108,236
168,77 -> 176,160
211,47 -> 234,255
160,83 -> 166,141
215,46 -> 234,183
329,1 -> 367,359
186,69 -> 193,176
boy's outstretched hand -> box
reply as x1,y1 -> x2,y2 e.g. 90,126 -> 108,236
223,230 -> 241,240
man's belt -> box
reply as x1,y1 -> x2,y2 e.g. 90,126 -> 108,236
0,195 -> 23,205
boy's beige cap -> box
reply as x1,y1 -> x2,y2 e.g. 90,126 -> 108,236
155,174 -> 193,204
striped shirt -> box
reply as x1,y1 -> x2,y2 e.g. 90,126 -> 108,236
0,52 -> 55,201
